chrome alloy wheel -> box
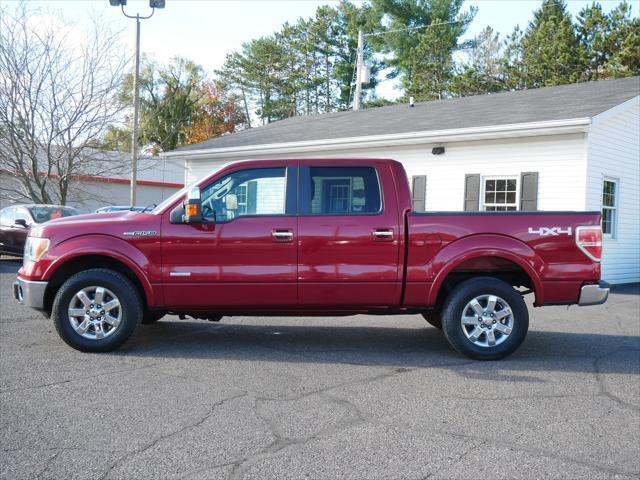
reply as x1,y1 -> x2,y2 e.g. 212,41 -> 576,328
67,286 -> 122,340
460,294 -> 514,348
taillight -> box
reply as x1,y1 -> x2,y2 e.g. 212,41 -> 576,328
576,226 -> 602,262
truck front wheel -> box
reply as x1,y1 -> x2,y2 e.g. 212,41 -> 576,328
51,269 -> 142,352
441,277 -> 529,360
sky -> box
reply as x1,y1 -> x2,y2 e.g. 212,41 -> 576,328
16,0 -> 635,100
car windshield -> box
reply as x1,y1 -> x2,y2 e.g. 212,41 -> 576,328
28,206 -> 80,223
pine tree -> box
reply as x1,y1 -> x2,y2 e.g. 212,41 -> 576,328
372,0 -> 476,101
603,1 -> 640,77
501,25 -> 526,91
451,26 -> 505,96
519,0 -> 583,87
576,2 -> 610,80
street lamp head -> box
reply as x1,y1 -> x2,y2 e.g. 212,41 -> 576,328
149,0 -> 165,8
108,0 -> 126,6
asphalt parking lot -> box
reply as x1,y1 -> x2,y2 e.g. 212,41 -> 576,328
1,257 -> 639,480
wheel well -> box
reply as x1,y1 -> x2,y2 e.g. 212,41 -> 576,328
435,256 -> 535,311
43,255 -> 148,316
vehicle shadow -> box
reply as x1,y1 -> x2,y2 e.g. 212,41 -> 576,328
0,257 -> 21,272
611,283 -> 640,296
4,258 -> 637,375
121,319 -> 640,376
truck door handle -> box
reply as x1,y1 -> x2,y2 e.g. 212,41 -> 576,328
372,229 -> 394,240
272,230 -> 294,242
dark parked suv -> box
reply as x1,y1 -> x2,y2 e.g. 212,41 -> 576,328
0,204 -> 80,257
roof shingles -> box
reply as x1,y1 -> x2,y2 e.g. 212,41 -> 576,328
179,76 -> 640,151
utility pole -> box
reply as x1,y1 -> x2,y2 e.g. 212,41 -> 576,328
352,21 -> 461,112
354,29 -> 364,111
130,17 -> 141,207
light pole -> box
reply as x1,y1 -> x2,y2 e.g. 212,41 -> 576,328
108,0 -> 165,208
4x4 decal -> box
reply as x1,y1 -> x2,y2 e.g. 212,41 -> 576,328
528,227 -> 572,236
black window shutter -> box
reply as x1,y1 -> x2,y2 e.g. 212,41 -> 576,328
411,175 -> 427,212
520,172 -> 539,211
464,174 -> 480,211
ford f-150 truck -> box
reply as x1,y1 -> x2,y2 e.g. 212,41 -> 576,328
14,159 -> 609,359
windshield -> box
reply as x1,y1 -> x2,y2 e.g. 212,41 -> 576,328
29,206 -> 80,223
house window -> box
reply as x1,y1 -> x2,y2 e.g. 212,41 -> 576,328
482,177 -> 518,211
602,179 -> 617,237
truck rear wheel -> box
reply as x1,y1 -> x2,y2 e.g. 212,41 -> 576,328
51,269 -> 142,352
441,277 -> 528,360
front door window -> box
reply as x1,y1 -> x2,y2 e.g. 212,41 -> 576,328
200,167 -> 286,222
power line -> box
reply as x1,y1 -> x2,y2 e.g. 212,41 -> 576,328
364,19 -> 463,37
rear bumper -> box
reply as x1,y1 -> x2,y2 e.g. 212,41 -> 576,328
13,277 -> 48,310
578,281 -> 610,306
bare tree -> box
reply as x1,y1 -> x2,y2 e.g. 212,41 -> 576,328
0,3 -> 128,205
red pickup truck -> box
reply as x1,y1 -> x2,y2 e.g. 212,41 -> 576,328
14,159 -> 609,360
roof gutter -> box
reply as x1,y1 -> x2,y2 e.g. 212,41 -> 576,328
164,117 -> 592,161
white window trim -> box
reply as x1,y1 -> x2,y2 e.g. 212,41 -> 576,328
235,184 -> 248,215
602,177 -> 619,240
480,175 -> 520,211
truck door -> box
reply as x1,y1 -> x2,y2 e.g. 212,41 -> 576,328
161,166 -> 298,309
297,162 -> 402,306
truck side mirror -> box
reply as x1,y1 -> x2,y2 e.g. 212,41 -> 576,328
182,187 -> 203,224
14,218 -> 28,228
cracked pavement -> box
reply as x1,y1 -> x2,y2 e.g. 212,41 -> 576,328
1,258 -> 638,479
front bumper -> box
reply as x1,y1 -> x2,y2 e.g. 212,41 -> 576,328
578,281 -> 610,306
13,277 -> 48,310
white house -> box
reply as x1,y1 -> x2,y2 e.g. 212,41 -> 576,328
165,77 -> 640,284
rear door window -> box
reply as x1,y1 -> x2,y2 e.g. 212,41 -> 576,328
303,166 -> 381,215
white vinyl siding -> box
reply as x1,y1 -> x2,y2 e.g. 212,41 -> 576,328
253,177 -> 286,215
186,159 -> 230,185
586,97 -> 640,284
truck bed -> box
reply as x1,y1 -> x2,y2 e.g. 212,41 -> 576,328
404,210 -> 602,307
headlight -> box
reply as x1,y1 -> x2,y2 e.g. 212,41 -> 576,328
24,237 -> 50,264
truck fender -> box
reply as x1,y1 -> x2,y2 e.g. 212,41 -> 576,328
428,234 -> 545,306
42,235 -> 157,307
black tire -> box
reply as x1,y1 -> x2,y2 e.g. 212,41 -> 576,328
52,268 -> 142,352
141,311 -> 164,324
421,311 -> 442,329
441,277 -> 529,360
